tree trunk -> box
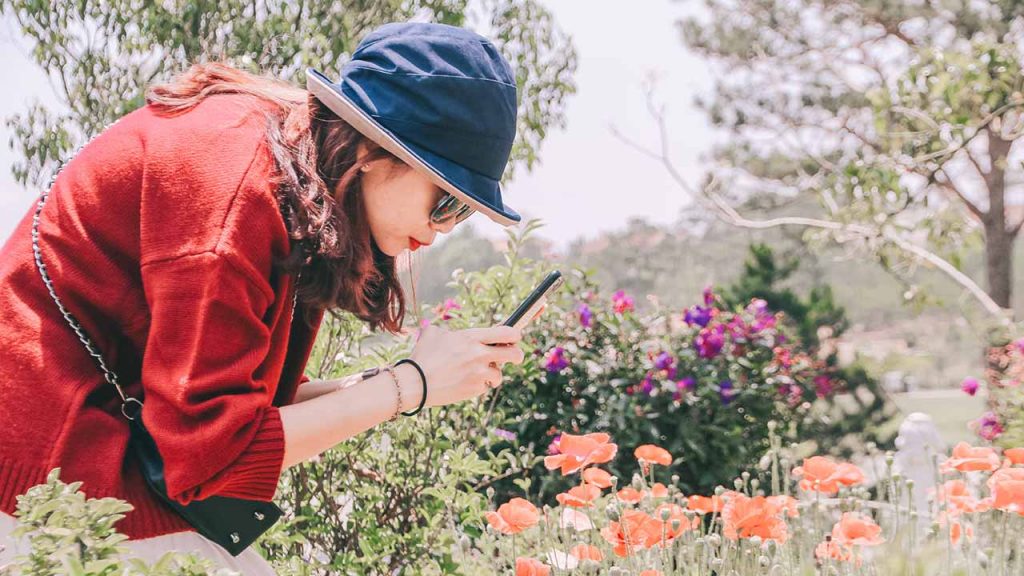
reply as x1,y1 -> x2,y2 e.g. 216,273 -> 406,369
985,222 -> 1014,309
985,129 -> 1015,310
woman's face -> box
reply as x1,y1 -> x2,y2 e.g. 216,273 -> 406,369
358,148 -> 459,257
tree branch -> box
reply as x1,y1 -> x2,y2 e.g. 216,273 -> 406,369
935,167 -> 987,222
614,87 -> 1011,322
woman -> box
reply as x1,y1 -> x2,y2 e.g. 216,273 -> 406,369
0,22 -> 525,573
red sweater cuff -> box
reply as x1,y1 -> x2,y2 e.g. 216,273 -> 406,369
201,406 -> 285,502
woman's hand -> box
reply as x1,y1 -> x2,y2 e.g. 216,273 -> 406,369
408,325 -> 525,408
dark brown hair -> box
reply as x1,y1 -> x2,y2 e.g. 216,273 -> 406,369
146,61 -> 414,333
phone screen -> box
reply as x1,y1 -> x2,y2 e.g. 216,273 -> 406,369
501,270 -> 564,330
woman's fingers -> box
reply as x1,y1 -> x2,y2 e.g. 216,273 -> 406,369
483,342 -> 525,367
481,364 -> 504,391
462,325 -> 522,345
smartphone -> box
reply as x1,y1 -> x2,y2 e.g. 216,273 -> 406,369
501,270 -> 564,330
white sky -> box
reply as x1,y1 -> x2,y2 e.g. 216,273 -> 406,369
0,1 -> 713,250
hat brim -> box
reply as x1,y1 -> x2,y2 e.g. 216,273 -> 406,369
306,68 -> 521,226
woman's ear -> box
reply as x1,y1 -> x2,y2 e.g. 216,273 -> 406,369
356,141 -> 372,167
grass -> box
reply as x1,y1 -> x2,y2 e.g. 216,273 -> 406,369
889,389 -> 987,445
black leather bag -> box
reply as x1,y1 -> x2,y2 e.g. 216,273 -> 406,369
31,120 -> 284,557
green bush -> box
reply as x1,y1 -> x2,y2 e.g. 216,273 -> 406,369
0,469 -> 237,576
434,225 -> 896,503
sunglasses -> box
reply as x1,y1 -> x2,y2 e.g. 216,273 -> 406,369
430,193 -> 476,226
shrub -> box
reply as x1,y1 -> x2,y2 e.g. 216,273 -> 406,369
0,468 -> 237,576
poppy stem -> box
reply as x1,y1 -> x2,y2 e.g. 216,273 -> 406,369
1000,509 -> 1009,576
512,532 -> 517,568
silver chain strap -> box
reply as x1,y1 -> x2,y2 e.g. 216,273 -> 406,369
30,118 -> 143,420
30,117 -> 300,423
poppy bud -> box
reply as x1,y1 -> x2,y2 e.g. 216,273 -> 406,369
660,508 -> 672,521
606,503 -> 620,521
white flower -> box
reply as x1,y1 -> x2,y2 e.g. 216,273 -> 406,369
559,508 -> 594,531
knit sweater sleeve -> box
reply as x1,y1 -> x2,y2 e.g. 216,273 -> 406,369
137,104 -> 293,505
139,252 -> 285,504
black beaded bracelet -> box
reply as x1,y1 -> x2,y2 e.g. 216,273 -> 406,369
395,358 -> 427,416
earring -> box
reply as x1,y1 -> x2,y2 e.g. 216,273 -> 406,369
360,164 -> 370,173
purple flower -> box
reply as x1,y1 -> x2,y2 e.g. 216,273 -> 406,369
684,305 -> 712,327
718,379 -> 735,404
676,377 -> 696,391
547,434 -> 562,455
492,428 -> 517,442
544,346 -> 570,373
695,324 -> 726,358
612,289 -> 635,314
640,375 -> 655,396
577,303 -> 593,328
961,377 -> 980,397
654,351 -> 674,371
703,286 -> 716,307
974,411 -> 1003,441
1015,338 -> 1024,354
672,391 -> 682,401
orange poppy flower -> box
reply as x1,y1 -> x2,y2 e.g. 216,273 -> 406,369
940,442 -> 1001,473
767,495 -> 800,518
1005,447 -> 1024,466
648,482 -> 669,499
640,571 -> 663,576
515,557 -> 550,576
543,432 -> 618,475
601,509 -> 660,556
568,544 -> 604,561
616,487 -> 644,503
830,512 -> 883,547
721,494 -> 789,543
933,479 -> 988,514
557,484 -> 602,508
687,494 -> 725,514
635,444 -> 673,466
987,467 -> 1024,515
815,539 -> 853,563
652,503 -> 698,542
583,467 -> 614,488
792,456 -> 865,495
486,498 -> 539,535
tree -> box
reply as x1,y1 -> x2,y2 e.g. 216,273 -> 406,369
1,0 -> 576,189
628,0 -> 1024,331
722,243 -> 848,349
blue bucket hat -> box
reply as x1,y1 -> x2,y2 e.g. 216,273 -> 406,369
306,22 -> 521,226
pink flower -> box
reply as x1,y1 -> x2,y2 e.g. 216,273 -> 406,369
972,412 -> 1004,442
961,378 -> 980,396
435,298 -> 461,320
813,375 -> 834,398
547,434 -> 562,455
612,290 -> 635,314
695,324 -> 725,358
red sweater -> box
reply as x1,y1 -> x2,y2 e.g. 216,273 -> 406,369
0,93 -> 324,539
